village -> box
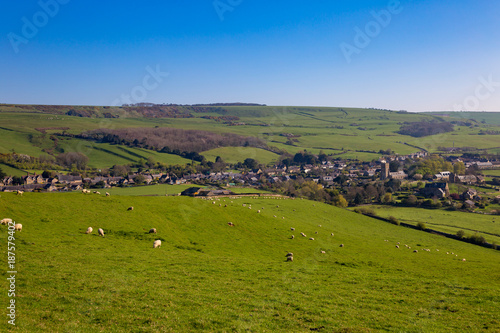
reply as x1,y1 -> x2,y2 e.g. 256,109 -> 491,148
2,150 -> 499,210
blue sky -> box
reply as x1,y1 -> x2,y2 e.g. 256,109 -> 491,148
1,0 -> 499,111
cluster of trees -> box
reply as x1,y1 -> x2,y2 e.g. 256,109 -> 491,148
398,121 -> 454,137
0,153 -> 62,172
260,178 -> 347,208
409,155 -> 465,177
79,127 -> 267,154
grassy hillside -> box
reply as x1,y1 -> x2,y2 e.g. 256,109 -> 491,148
369,205 -> 500,245
201,147 -> 280,165
1,193 -> 499,332
2,106 -> 500,168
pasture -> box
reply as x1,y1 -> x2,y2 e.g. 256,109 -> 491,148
369,205 -> 500,245
2,107 -> 500,167
0,192 -> 499,332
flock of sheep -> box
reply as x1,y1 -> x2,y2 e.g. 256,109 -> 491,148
386,240 -> 466,261
83,206 -> 161,248
82,189 -> 110,196
204,196 -> 341,262
1,218 -> 22,231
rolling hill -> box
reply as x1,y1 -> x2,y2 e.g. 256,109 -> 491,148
1,192 -> 499,331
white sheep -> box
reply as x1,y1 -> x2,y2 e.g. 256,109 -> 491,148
127,206 -> 134,211
86,227 -> 93,234
309,237 -> 314,241
331,233 -> 334,236
321,250 -> 326,254
395,245 -> 399,248
290,227 -> 295,231
1,218 -> 12,225
153,240 -> 162,248
95,191 -> 101,195
286,256 -> 293,262
98,228 -> 104,236
286,252 -> 293,257
149,228 -> 157,234
257,210 -> 260,213
106,192 -> 110,196
227,222 -> 234,227
14,224 -> 22,231
291,235 -> 295,239
339,244 -> 344,247
16,190 -> 23,196
300,232 -> 306,237
413,250 -> 418,253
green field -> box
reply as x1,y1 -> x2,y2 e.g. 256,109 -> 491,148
1,193 -> 499,332
369,205 -> 500,245
201,147 -> 280,165
102,184 -> 193,196
2,107 -> 499,166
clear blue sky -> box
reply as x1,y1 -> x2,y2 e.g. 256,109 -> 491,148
1,0 -> 499,111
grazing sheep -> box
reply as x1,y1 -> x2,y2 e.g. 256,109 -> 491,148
106,192 -> 110,196
286,256 -> 293,262
127,206 -> 134,211
98,228 -> 104,236
85,227 -> 93,234
153,240 -> 161,248
225,205 -> 227,207
321,250 -> 326,254
276,205 -> 279,208
16,190 -> 23,196
212,201 -> 216,204
290,227 -> 295,231
462,258 -> 466,261
282,217 -> 285,219
219,204 -> 222,207
318,225 -> 322,227
95,191 -> 101,195
315,231 -> 318,234
339,244 -> 344,247
309,237 -> 315,241
286,252 -> 293,257
300,232 -> 306,237
149,228 -> 157,234
395,245 -> 399,248
257,210 -> 260,213
227,222 -> 234,227
14,224 -> 22,231
1,218 -> 12,225
413,250 -> 418,253
291,235 -> 295,239
331,233 -> 334,236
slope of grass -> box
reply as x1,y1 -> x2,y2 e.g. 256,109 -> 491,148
201,147 -> 280,165
0,193 -> 499,332
103,184 -> 193,196
369,205 -> 500,245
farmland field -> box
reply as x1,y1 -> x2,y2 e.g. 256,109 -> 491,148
368,205 -> 500,245
2,106 -> 500,166
1,193 -> 499,332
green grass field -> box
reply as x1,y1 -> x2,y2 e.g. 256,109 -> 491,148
201,147 -> 280,165
369,205 -> 500,245
2,107 -> 499,166
1,193 -> 499,332
104,184 -> 193,196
